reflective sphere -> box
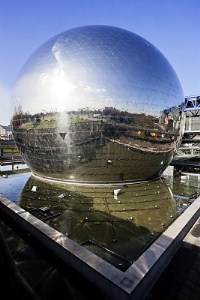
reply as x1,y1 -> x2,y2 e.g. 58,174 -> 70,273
11,25 -> 185,183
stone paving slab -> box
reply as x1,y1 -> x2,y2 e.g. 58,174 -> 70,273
146,218 -> 200,300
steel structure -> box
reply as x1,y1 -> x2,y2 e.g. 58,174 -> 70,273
177,95 -> 200,156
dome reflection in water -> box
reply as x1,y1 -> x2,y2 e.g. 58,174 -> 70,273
19,176 -> 177,270
11,25 -> 185,183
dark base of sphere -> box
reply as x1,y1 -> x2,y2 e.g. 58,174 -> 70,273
32,171 -> 163,185
17,141 -> 172,184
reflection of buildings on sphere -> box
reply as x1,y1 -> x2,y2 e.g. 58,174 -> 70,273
11,25 -> 185,183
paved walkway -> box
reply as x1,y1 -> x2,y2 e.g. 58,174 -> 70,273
0,219 -> 103,300
1,216 -> 200,300
146,217 -> 200,300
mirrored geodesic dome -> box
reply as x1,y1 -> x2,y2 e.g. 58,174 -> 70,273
11,25 -> 185,183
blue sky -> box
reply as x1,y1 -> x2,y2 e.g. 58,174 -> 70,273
0,0 -> 199,125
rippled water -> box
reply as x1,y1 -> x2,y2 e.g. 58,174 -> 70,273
0,171 -> 31,203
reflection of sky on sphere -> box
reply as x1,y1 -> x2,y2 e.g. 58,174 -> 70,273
11,25 -> 184,117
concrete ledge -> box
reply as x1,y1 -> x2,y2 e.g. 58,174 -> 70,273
1,195 -> 200,300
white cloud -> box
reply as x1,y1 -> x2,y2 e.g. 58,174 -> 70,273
0,82 -> 12,125
84,86 -> 106,93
